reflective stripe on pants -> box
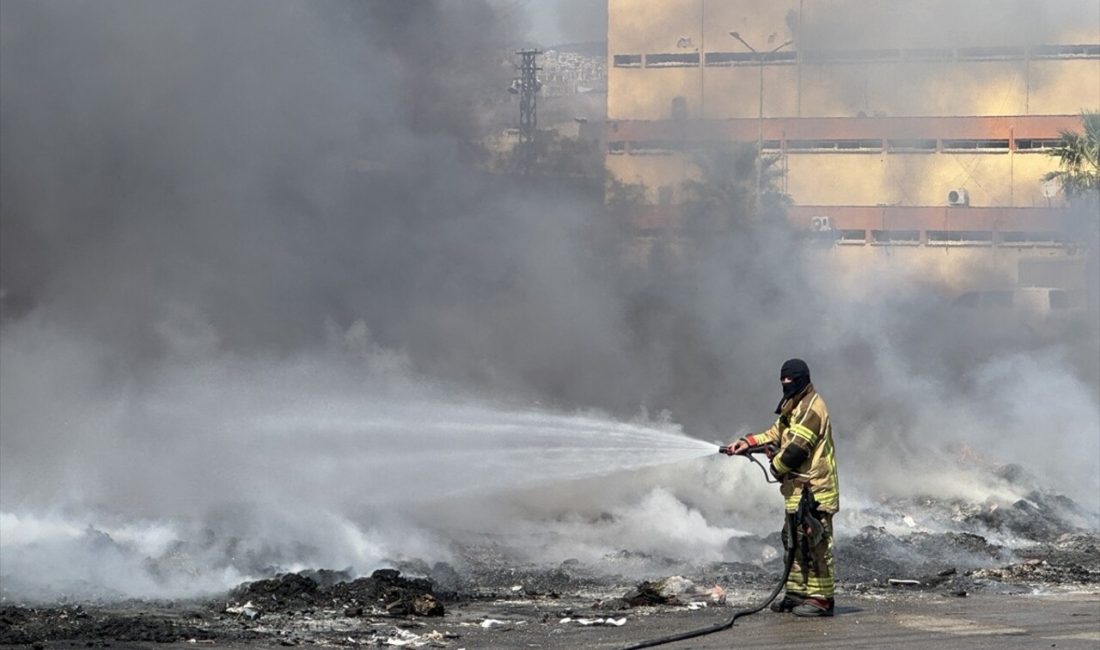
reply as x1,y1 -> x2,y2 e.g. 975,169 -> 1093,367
783,512 -> 835,599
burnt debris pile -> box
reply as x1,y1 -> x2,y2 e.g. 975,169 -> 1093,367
838,528 -> 1009,584
835,464 -> 1100,593
838,527 -> 1100,594
974,534 -> 1100,586
228,568 -> 445,618
0,606 -> 208,646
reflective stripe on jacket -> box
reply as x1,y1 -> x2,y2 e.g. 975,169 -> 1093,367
743,385 -> 839,513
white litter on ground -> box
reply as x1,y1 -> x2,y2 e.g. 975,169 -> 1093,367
480,618 -> 509,628
559,617 -> 627,627
382,627 -> 430,647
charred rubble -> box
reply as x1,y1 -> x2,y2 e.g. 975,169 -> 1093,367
228,568 -> 445,618
1,464 -> 1096,646
0,569 -> 447,646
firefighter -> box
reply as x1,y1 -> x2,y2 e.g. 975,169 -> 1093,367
722,358 -> 839,617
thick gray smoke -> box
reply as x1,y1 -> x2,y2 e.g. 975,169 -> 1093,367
552,0 -> 608,45
1,0 -> 1097,601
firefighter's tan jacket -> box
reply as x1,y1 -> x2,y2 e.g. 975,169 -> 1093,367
741,385 -> 839,513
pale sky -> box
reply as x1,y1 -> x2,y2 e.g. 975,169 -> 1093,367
520,0 -> 607,45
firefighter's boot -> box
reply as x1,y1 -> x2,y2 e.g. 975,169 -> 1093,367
770,592 -> 807,613
792,597 -> 834,617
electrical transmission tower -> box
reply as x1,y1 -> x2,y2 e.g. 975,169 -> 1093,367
513,49 -> 541,171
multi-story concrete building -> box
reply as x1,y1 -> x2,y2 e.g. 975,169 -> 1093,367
604,0 -> 1099,291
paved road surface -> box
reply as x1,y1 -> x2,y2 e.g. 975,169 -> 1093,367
450,591 -> 1100,649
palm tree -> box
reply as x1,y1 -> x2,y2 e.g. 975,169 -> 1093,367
1045,111 -> 1100,200
1046,111 -> 1100,318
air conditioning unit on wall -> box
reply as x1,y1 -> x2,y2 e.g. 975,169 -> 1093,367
947,188 -> 970,207
810,216 -> 832,232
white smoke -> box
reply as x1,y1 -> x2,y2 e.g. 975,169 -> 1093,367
1,0 -> 1097,603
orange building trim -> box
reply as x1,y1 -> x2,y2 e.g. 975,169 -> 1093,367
605,114 -> 1082,146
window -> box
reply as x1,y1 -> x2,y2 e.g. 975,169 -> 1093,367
927,230 -> 994,245
836,139 -> 884,150
704,51 -> 796,66
871,230 -> 920,244
1015,139 -> 1065,151
1031,44 -> 1100,59
645,52 -> 700,67
607,141 -> 626,155
761,50 -> 797,63
888,139 -> 938,152
904,47 -> 953,61
705,51 -> 756,66
957,46 -> 1026,60
942,139 -> 1010,151
630,140 -> 681,155
788,139 -> 881,151
761,139 -> 782,151
613,54 -> 642,68
804,49 -> 899,63
837,229 -> 867,244
999,231 -> 1062,245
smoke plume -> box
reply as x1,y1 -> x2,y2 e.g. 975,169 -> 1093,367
1,0 -> 1097,601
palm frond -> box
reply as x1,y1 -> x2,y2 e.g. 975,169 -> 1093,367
1047,111 -> 1100,199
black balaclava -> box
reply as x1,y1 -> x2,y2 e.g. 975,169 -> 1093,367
775,358 -> 811,414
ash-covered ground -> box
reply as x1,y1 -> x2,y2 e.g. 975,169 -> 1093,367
3,464 -> 1097,649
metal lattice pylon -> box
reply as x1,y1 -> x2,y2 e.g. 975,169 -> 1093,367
515,49 -> 541,170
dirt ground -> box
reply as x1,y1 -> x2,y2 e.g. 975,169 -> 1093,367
2,530 -> 1097,649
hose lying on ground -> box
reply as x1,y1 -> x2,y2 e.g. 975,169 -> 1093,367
619,511 -> 798,650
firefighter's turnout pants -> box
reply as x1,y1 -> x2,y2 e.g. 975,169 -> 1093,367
783,509 -> 835,600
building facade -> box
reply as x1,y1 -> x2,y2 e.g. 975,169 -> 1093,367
604,0 -> 1099,290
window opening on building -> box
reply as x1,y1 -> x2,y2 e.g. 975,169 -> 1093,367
999,231 -> 1063,245
607,141 -> 626,154
705,50 -> 796,66
788,139 -> 882,151
761,139 -> 782,151
613,54 -> 642,67
837,229 -> 867,244
903,47 -> 953,61
1015,138 -> 1065,151
927,230 -> 994,245
942,139 -> 1010,151
957,45 -> 1026,60
804,49 -> 900,63
761,50 -> 797,63
836,139 -> 884,150
1031,44 -> 1100,59
871,230 -> 920,244
630,140 -> 681,154
645,52 -> 700,67
888,139 -> 938,152
705,51 -> 756,65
